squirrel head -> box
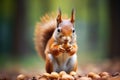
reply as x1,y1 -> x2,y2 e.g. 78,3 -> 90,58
53,9 -> 76,44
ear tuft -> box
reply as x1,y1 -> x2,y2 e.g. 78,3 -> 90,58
71,8 -> 75,23
57,8 -> 62,26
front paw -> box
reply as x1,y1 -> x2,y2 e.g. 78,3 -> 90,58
59,45 -> 65,53
66,45 -> 73,52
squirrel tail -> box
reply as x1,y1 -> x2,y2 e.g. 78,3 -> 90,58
34,13 -> 57,60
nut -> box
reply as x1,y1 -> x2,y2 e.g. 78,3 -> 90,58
70,71 -> 77,76
99,72 -> 109,77
88,72 -> 95,77
39,76 -> 48,80
59,71 -> 67,77
17,74 -> 27,80
79,77 -> 92,80
35,74 -> 42,79
88,72 -> 100,79
62,74 -> 74,80
50,72 -> 59,79
93,74 -> 101,79
73,73 -> 82,79
99,72 -> 110,79
43,73 -> 50,77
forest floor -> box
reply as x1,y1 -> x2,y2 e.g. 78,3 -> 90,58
0,60 -> 120,80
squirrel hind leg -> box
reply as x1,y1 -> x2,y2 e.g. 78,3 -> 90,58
65,54 -> 78,73
45,55 -> 54,73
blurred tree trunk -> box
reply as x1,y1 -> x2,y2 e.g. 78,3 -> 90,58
109,0 -> 120,60
87,0 -> 99,50
12,0 -> 28,57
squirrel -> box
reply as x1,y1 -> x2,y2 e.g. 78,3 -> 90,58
34,9 -> 78,73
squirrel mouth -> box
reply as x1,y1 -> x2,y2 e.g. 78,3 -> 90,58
63,39 -> 71,44
64,40 -> 69,43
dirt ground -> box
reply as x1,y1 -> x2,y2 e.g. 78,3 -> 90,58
0,60 -> 120,80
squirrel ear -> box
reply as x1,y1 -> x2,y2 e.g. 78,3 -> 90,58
57,8 -> 62,26
71,8 -> 75,23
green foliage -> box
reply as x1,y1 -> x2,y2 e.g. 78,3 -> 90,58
0,0 -> 109,68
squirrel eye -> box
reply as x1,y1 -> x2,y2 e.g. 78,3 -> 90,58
72,29 -> 75,33
57,28 -> 61,32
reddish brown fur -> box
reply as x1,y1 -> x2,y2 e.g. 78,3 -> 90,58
34,14 -> 57,59
61,26 -> 72,36
45,54 -> 53,73
68,43 -> 78,56
73,61 -> 78,71
34,11 -> 77,73
45,38 -> 62,56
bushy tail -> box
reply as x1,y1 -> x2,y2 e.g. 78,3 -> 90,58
34,13 -> 57,59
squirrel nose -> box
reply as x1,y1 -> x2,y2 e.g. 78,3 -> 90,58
63,36 -> 70,42
64,39 -> 68,42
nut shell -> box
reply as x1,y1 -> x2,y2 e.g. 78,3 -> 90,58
79,77 -> 92,80
50,72 -> 59,78
43,73 -> 51,77
59,71 -> 67,77
99,72 -> 110,79
39,76 -> 48,80
62,74 -> 74,80
88,72 -> 100,79
99,72 -> 109,77
70,71 -> 77,76
17,74 -> 27,80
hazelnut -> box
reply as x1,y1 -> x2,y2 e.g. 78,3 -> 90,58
50,72 -> 59,79
73,74 -> 82,79
70,71 -> 77,76
17,74 -> 27,80
39,76 -> 48,80
99,72 -> 110,79
43,73 -> 50,78
62,74 -> 74,80
99,72 -> 109,77
59,71 -> 67,77
35,74 -> 42,79
88,72 -> 100,79
79,77 -> 92,80
93,74 -> 101,79
88,72 -> 95,77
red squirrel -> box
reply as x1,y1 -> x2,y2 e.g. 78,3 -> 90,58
34,9 -> 78,73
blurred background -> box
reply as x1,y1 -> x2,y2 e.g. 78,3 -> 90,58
0,0 -> 120,74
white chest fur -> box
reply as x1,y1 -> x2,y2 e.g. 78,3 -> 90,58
56,52 -> 70,65
48,53 -> 77,72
